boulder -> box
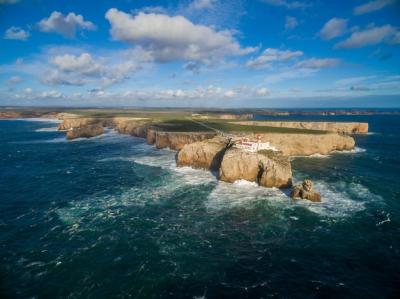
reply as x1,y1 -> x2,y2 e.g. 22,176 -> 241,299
290,179 -> 321,202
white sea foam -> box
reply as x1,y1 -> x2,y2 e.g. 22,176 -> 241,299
293,180 -> 366,217
14,118 -> 61,123
35,126 -> 59,132
206,180 -> 289,210
333,147 -> 366,154
60,137 -> 378,225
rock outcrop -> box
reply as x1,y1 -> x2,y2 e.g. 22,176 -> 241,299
66,124 -> 104,140
232,121 -> 368,134
59,118 -> 101,130
290,179 -> 321,202
252,133 -> 355,156
219,148 -> 292,188
176,137 -> 231,170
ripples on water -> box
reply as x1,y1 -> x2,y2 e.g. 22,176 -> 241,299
0,117 -> 399,298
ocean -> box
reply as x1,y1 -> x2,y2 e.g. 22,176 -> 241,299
0,115 -> 399,298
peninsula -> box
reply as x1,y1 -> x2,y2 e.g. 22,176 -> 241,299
0,108 -> 368,201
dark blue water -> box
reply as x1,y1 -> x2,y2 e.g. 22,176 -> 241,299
1,116 -> 399,298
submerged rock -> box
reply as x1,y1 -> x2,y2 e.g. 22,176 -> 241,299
66,124 -> 104,140
290,179 -> 321,202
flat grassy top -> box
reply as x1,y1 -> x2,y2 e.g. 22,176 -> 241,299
205,122 -> 327,134
152,119 -> 214,132
149,119 -> 327,134
69,109 -> 193,120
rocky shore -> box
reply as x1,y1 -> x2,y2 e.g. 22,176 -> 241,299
55,116 -> 362,193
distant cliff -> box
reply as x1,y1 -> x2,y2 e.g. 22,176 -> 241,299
233,121 -> 368,134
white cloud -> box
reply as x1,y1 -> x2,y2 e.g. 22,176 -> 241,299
38,11 -> 96,38
40,90 -> 64,99
41,70 -> 87,86
295,58 -> 340,69
319,18 -> 348,40
105,8 -> 256,62
4,26 -> 30,40
5,75 -> 22,86
190,0 -> 216,10
285,16 -> 298,30
24,87 -> 32,94
262,0 -> 309,9
40,48 -> 150,87
50,53 -> 102,76
255,87 -> 270,96
354,0 -> 395,15
246,48 -> 303,69
335,24 -> 400,48
224,90 -> 236,97
335,76 -> 375,86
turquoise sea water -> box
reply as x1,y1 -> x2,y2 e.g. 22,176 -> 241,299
0,116 -> 399,298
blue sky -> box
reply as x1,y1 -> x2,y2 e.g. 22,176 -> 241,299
0,0 -> 399,107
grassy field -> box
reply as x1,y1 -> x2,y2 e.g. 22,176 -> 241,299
149,119 -> 327,134
204,121 -> 327,134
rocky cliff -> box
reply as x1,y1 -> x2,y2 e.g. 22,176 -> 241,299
177,138 -> 292,188
254,133 -> 355,156
176,137 -> 230,170
66,124 -> 104,140
58,117 -> 101,130
153,131 -> 217,151
233,121 -> 368,134
219,148 -> 292,188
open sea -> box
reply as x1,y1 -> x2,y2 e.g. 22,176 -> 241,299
0,115 -> 399,298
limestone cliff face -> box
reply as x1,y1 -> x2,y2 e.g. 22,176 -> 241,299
146,128 -> 156,145
0,111 -> 21,119
66,124 -> 104,140
58,118 -> 101,130
176,137 -> 229,170
233,121 -> 368,134
253,133 -> 355,156
154,131 -> 217,151
59,117 -> 151,138
219,148 -> 292,188
112,117 -> 150,138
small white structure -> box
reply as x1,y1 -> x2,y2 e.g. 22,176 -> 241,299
234,135 -> 278,153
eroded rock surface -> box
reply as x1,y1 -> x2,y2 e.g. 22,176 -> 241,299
176,137 -> 231,170
219,148 -> 292,188
290,179 -> 321,202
